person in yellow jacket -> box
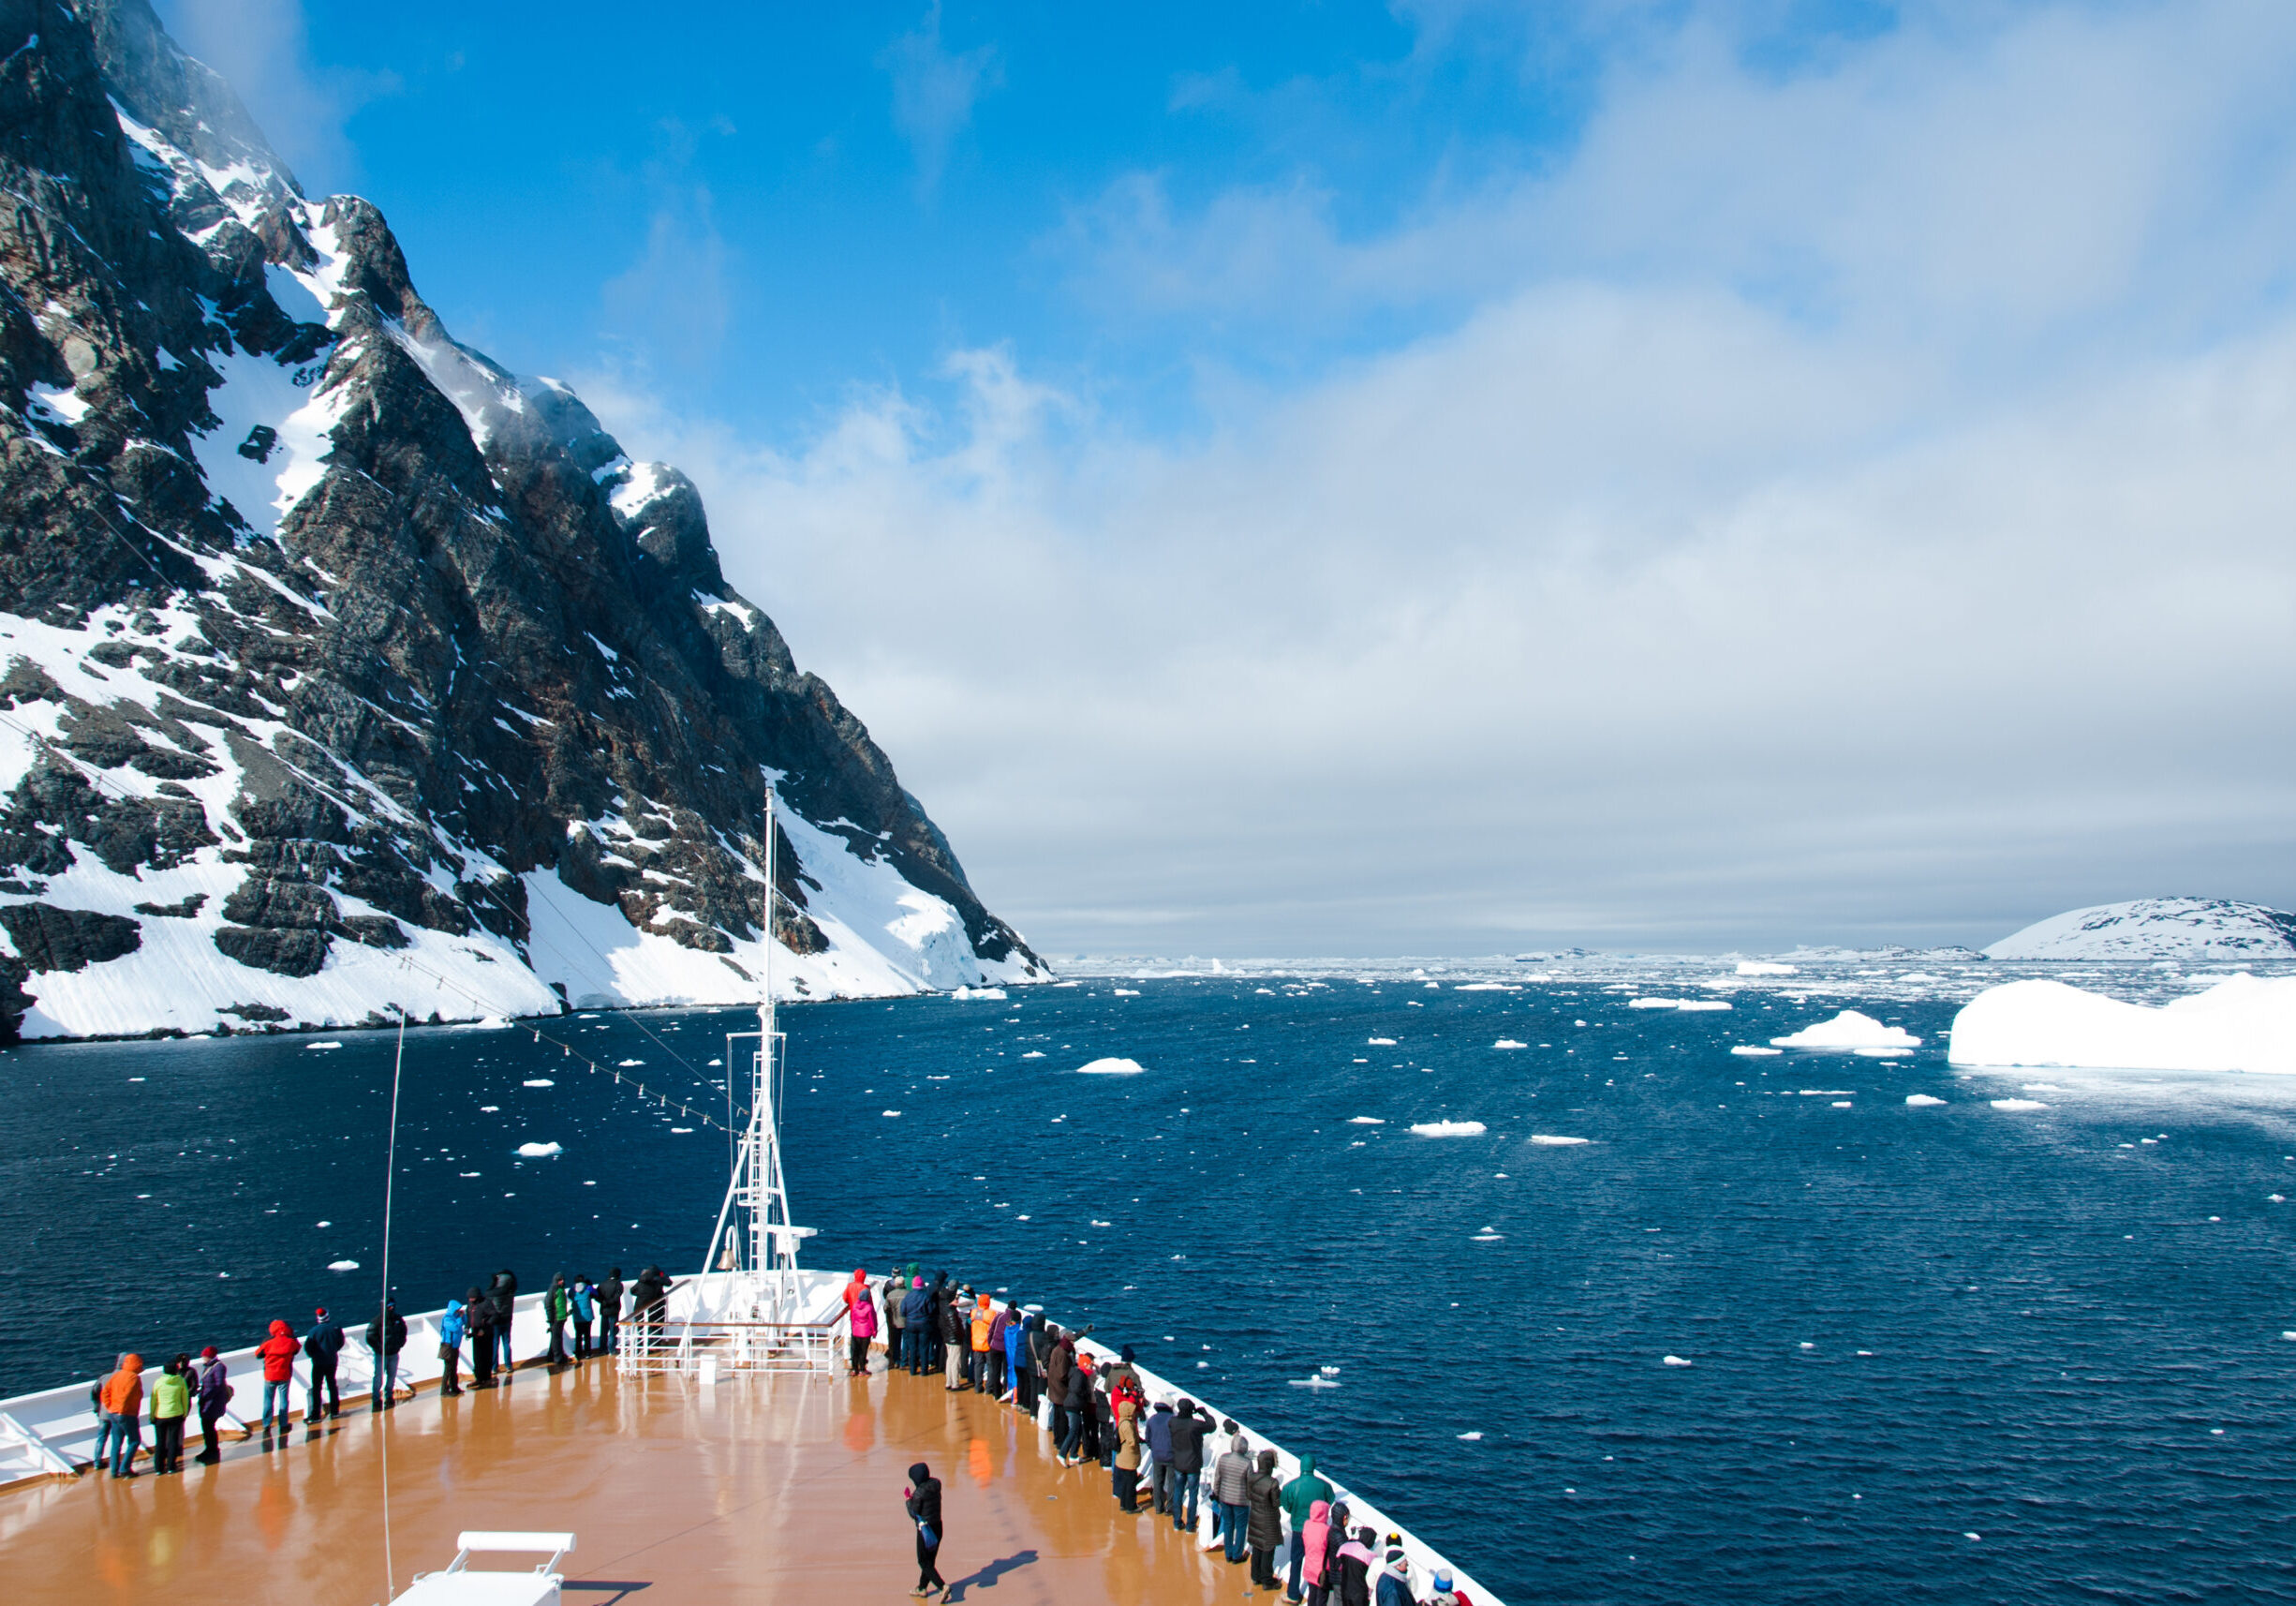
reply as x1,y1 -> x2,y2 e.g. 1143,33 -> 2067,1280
967,1293 -> 996,1392
147,1355 -> 191,1474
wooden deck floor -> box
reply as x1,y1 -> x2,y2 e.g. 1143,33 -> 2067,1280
0,1360 -> 1264,1604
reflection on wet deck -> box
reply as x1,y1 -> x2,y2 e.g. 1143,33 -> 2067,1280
0,1362 -> 1256,1604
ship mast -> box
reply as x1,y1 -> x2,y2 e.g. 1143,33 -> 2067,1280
748,789 -> 802,1317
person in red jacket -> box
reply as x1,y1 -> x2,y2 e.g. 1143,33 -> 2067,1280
256,1318 -> 300,1434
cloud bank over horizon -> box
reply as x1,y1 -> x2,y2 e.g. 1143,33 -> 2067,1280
175,0 -> 2296,956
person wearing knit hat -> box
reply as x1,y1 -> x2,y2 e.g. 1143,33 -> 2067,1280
190,1346 -> 230,1464
1375,1548 -> 1415,1606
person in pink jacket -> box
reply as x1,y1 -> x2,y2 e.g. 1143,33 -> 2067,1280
845,1269 -> 879,1375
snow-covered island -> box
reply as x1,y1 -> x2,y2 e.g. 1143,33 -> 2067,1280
1984,898 -> 2296,961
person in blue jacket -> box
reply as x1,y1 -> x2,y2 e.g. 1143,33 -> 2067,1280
438,1297 -> 467,1395
900,1277 -> 933,1376
570,1276 -> 597,1360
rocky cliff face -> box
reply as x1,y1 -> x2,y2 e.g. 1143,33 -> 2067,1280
0,0 -> 1044,1040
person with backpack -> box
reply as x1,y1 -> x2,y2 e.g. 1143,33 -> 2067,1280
365,1299 -> 408,1410
570,1275 -> 597,1360
438,1295 -> 467,1395
541,1273 -> 571,1365
1210,1425 -> 1255,1564
1282,1450 -> 1336,1599
190,1346 -> 231,1464
303,1305 -> 345,1424
256,1319 -> 299,1434
1167,1399 -> 1207,1533
904,1459 -> 946,1598
96,1353 -> 144,1477
597,1268 -> 624,1358
147,1355 -> 191,1474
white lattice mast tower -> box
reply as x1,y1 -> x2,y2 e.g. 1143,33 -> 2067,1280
748,787 -> 803,1317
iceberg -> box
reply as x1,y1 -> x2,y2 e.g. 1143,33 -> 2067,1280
1738,960 -> 1799,975
1904,1093 -> 1948,1107
1493,1039 -> 1528,1049
1948,974 -> 2296,1074
1730,1045 -> 1783,1056
952,986 -> 1009,1001
1077,1057 -> 1146,1075
1771,1011 -> 1921,1050
515,1141 -> 563,1157
1529,1134 -> 1589,1146
1409,1120 -> 1488,1137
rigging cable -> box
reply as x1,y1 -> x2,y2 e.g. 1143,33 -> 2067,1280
377,998 -> 408,1601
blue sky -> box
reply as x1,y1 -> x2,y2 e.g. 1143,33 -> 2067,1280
157,2 -> 2296,956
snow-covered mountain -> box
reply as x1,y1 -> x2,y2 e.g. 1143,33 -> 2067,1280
1984,899 -> 2296,962
0,0 -> 1044,1041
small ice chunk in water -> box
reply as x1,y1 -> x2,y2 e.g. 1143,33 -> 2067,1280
1369,1037 -> 1398,1046
328,1259 -> 359,1271
1457,1431 -> 1484,1440
1077,1058 -> 1145,1075
1663,1355 -> 1693,1367
1731,1046 -> 1783,1057
516,1141 -> 562,1157
1531,1135 -> 1589,1146
1410,1120 -> 1487,1137
523,1078 -> 554,1088
1493,1039 -> 1528,1049
1771,1011 -> 1921,1049
1991,1098 -> 2050,1111
1347,1116 -> 1385,1125
1905,1093 -> 1948,1107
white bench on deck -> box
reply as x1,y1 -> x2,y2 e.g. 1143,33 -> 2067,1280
393,1531 -> 574,1606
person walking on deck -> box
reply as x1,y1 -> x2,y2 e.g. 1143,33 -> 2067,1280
1167,1398 -> 1207,1532
1282,1451 -> 1336,1599
846,1269 -> 879,1375
1211,1425 -> 1255,1564
438,1296 -> 467,1395
255,1319 -> 298,1433
303,1305 -> 345,1423
148,1356 -> 190,1474
96,1354 -> 144,1477
365,1299 -> 408,1410
597,1268 -> 624,1358
1247,1448 -> 1286,1588
190,1346 -> 231,1465
905,1459 -> 947,1598
541,1274 -> 571,1365
570,1276 -> 597,1361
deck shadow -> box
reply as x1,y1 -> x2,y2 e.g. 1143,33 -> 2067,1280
942,1548 -> 1039,1600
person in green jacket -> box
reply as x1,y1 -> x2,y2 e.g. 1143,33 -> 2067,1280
1281,1451 -> 1336,1601
542,1273 -> 571,1365
147,1355 -> 192,1475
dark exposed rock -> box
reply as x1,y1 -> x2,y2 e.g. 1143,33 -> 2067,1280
0,900 -> 141,971
133,892 -> 205,916
212,924 -> 328,977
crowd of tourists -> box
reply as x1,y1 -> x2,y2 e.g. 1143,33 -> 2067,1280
78,1263 -> 676,1480
848,1267 -> 1474,1606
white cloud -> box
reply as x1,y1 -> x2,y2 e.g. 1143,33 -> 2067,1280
158,0 -> 393,193
581,0 -> 2296,955
880,3 -> 1002,197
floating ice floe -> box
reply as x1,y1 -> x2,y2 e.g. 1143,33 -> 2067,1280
1629,998 -> 1682,1009
327,1259 -> 360,1271
1369,1037 -> 1398,1046
516,1141 -> 563,1157
1471,1229 -> 1505,1242
523,1078 -> 555,1088
1347,1116 -> 1385,1124
1288,1376 -> 1341,1389
1663,1355 -> 1693,1367
1410,1120 -> 1488,1137
1457,1431 -> 1484,1441
617,1059 -> 644,1067
1738,960 -> 1799,975
1854,1047 -> 1913,1058
1677,1001 -> 1732,1012
1112,989 -> 1141,997
1905,1093 -> 1948,1107
882,1109 -> 902,1117
952,986 -> 1008,1001
1530,1134 -> 1589,1146
1493,1039 -> 1528,1049
307,1041 -> 343,1050
1077,1057 -> 1146,1075
1990,1098 -> 2049,1111
1021,1050 -> 1045,1059
1771,1011 -> 1922,1050
1948,974 -> 2296,1074
1731,1046 -> 1783,1056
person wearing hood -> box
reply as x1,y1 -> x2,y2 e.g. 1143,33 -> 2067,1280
904,1459 -> 946,1598
489,1270 -> 519,1373
1113,1384 -> 1145,1512
1167,1399 -> 1207,1533
597,1267 -> 625,1358
881,1269 -> 908,1369
968,1291 -> 995,1392
570,1275 -> 597,1360
631,1264 -> 676,1342
1247,1448 -> 1286,1588
542,1273 -> 571,1365
1144,1398 -> 1177,1515
190,1346 -> 232,1465
148,1355 -> 191,1474
96,1353 -> 144,1477
900,1276 -> 933,1376
1334,1525 -> 1377,1606
845,1270 -> 879,1375
1210,1425 -> 1256,1564
984,1299 -> 1012,1398
256,1318 -> 299,1433
1002,1309 -> 1031,1408
465,1286 -> 496,1388
304,1305 -> 346,1424
1283,1451 -> 1337,1599
365,1299 -> 408,1410
1044,1334 -> 1078,1463
1298,1499 -> 1334,1606
438,1296 -> 468,1395
926,1272 -> 952,1373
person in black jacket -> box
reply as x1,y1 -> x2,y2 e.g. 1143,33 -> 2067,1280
905,1460 -> 946,1598
1167,1400 -> 1207,1532
303,1305 -> 345,1424
489,1270 -> 519,1374
465,1286 -> 496,1388
597,1268 -> 625,1358
364,1300 -> 408,1410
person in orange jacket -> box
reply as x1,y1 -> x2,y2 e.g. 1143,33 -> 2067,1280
96,1354 -> 144,1478
256,1319 -> 300,1433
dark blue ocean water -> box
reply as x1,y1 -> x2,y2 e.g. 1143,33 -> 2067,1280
6,966 -> 2296,1603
